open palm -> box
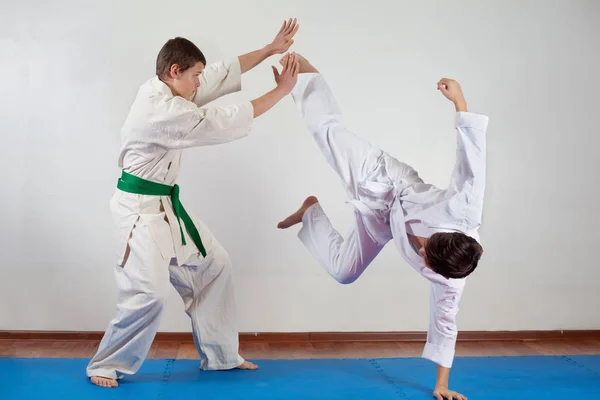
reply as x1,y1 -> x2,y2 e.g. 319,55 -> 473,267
269,18 -> 299,54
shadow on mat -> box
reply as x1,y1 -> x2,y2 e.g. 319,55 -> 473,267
118,373 -> 169,384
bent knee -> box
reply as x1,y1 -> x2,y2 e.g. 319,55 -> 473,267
134,278 -> 170,306
335,274 -> 359,285
331,267 -> 361,285
328,253 -> 366,284
140,288 -> 169,306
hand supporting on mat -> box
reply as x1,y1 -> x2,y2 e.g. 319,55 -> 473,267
433,386 -> 467,400
433,366 -> 467,400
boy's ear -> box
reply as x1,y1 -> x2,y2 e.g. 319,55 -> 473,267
169,64 -> 181,78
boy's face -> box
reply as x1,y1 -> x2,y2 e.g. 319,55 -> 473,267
169,61 -> 205,101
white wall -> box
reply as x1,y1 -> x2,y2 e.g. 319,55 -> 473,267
1,0 -> 599,333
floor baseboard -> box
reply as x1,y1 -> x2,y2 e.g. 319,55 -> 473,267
1,330 -> 599,343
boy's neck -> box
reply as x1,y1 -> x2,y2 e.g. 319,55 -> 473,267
159,77 -> 180,98
407,234 -> 427,253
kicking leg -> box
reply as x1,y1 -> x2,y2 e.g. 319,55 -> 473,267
285,54 -> 385,199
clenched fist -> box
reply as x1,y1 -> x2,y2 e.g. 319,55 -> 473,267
437,78 -> 468,112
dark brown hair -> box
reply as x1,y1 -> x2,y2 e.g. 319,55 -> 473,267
156,37 -> 206,79
424,232 -> 483,279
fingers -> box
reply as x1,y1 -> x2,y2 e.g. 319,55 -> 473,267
284,18 -> 298,35
438,78 -> 461,89
439,77 -> 455,85
437,79 -> 454,98
438,83 -> 450,95
278,53 -> 298,80
279,53 -> 289,66
288,22 -> 299,37
435,394 -> 443,400
271,65 -> 280,78
284,53 -> 293,72
452,391 -> 466,400
273,18 -> 299,56
285,53 -> 297,73
279,18 -> 298,35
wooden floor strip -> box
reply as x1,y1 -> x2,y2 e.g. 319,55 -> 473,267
2,339 -> 599,359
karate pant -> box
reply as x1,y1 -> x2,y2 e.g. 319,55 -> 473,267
87,215 -> 243,380
290,73 -> 421,284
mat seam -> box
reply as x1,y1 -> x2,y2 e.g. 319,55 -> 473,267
369,359 -> 409,399
562,355 -> 600,377
155,358 -> 175,400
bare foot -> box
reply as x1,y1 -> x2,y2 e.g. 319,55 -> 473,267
90,376 -> 118,388
279,53 -> 318,73
236,360 -> 259,370
277,196 -> 319,229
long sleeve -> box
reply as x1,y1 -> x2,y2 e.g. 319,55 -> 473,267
445,112 -> 489,228
408,112 -> 488,236
147,97 -> 254,149
422,281 -> 465,368
192,58 -> 243,107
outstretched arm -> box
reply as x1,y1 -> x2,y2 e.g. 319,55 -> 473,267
438,78 -> 489,229
151,54 -> 300,149
193,18 -> 299,107
424,282 -> 467,400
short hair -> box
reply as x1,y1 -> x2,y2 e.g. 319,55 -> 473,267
156,37 -> 206,79
424,232 -> 483,279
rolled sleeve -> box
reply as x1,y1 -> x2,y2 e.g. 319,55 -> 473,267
455,111 -> 489,132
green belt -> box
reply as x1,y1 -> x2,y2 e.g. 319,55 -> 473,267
117,171 -> 207,257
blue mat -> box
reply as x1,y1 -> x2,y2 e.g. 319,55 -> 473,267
2,355 -> 599,399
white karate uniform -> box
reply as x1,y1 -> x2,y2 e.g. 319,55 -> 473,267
290,73 -> 488,369
87,58 -> 253,379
